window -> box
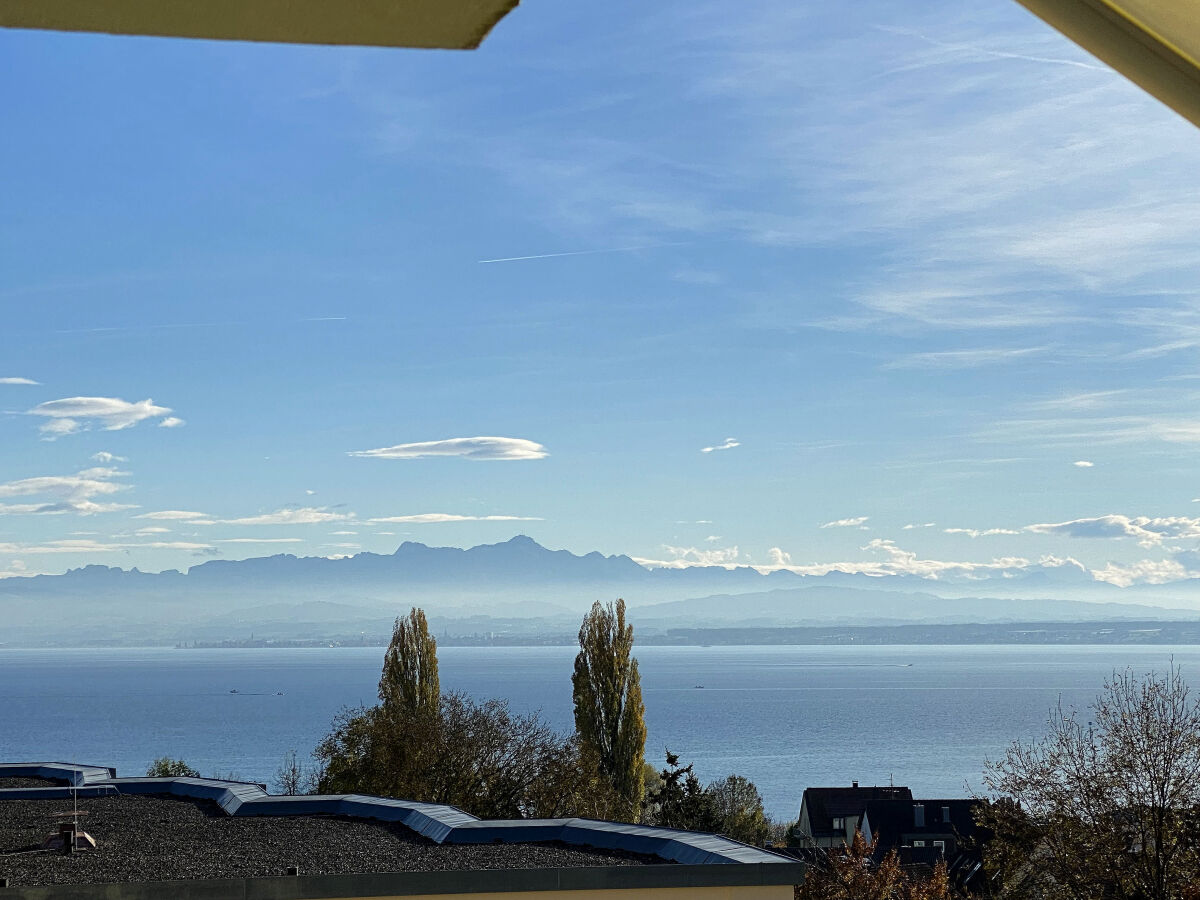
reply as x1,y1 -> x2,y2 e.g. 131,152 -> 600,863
832,817 -> 845,830
913,840 -> 926,847
942,806 -> 951,822
933,840 -> 945,855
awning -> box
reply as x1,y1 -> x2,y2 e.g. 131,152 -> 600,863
1013,0 -> 1200,128
0,0 -> 519,50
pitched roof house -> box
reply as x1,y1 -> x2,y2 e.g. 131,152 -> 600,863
792,785 -> 986,891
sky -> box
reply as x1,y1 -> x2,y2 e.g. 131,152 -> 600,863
3,0 -> 1200,590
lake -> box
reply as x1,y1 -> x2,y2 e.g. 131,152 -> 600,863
1,644 -> 1195,818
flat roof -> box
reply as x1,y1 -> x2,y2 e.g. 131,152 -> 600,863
0,793 -> 658,887
0,0 -> 519,50
0,763 -> 807,897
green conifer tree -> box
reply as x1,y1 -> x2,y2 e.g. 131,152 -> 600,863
572,598 -> 647,822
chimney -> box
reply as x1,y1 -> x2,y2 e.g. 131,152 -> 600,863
59,822 -> 76,855
852,781 -> 858,788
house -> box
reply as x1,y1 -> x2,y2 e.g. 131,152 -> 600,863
0,762 -> 806,900
792,785 -> 986,892
792,783 -> 913,850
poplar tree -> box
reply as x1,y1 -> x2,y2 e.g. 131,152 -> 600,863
378,607 -> 440,714
572,598 -> 647,822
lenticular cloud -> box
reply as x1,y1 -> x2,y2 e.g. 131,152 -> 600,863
348,436 -> 548,460
27,396 -> 176,437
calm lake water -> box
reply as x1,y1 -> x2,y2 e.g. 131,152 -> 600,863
1,644 -> 1196,818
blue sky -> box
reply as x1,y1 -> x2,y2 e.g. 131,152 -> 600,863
3,0 -> 1200,589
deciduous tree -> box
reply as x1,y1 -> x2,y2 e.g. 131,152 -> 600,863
796,830 -> 951,900
378,607 -> 439,714
707,774 -> 771,845
981,663 -> 1200,900
572,598 -> 647,821
146,757 -> 199,777
272,748 -> 318,795
316,608 -> 611,819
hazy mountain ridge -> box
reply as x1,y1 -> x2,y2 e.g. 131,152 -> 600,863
1,536 -> 1197,644
635,586 -> 1199,627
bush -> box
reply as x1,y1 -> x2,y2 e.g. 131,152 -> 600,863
146,756 -> 200,778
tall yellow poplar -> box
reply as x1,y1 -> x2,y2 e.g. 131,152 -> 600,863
378,607 -> 440,714
572,598 -> 647,822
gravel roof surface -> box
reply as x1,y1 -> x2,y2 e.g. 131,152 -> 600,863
0,794 -> 662,886
0,778 -> 62,788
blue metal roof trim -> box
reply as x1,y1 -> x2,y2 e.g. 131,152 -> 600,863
599,821 -> 788,865
1,762 -> 796,865
0,762 -> 115,786
450,819 -> 572,844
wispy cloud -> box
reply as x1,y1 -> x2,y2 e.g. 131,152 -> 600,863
943,527 -> 1022,538
634,544 -> 741,568
0,538 -> 212,555
478,242 -> 689,264
1024,514 -> 1200,547
91,452 -> 128,464
701,437 -> 740,453
215,538 -> 306,544
220,507 -> 352,526
982,414 -> 1200,447
635,537 -> 1092,583
883,346 -> 1046,370
368,513 -> 543,524
1073,460 -> 1095,468
0,467 -> 135,516
134,510 -> 213,522
27,396 -> 177,438
874,24 -> 1110,72
349,437 -> 548,461
0,377 -> 39,385
821,516 -> 869,528
1092,557 -> 1200,587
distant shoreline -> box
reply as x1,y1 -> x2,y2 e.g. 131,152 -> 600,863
4,619 -> 1200,649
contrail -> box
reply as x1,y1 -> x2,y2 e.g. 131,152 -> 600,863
52,316 -> 346,335
478,242 -> 689,264
877,25 -> 1110,71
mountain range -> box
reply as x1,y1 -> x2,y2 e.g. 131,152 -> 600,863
1,536 -> 1196,644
